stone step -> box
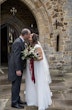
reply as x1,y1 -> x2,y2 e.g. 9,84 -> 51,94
48,108 -> 72,110
0,69 -> 72,110
50,100 -> 72,108
4,99 -> 72,110
0,99 -> 9,110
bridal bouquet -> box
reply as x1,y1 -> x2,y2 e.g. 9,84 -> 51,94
21,46 -> 38,60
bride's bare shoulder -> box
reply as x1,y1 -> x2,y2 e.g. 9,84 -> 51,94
34,44 -> 41,48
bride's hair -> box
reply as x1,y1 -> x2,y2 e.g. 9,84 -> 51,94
32,33 -> 39,44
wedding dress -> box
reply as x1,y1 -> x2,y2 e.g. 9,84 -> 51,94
25,43 -> 52,110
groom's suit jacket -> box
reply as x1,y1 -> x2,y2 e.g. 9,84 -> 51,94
8,37 -> 26,81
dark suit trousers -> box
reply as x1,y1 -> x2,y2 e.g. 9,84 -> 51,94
11,75 -> 22,104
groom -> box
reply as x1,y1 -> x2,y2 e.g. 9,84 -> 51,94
8,28 -> 31,109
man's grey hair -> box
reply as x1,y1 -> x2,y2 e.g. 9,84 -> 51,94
21,28 -> 31,36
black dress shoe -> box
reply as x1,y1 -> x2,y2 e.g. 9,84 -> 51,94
18,100 -> 27,105
11,103 -> 24,109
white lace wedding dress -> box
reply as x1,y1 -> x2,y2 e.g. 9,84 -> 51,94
25,43 -> 52,110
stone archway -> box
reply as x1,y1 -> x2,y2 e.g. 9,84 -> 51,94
1,0 -> 39,33
1,23 -> 19,65
0,0 -> 53,47
21,0 -> 52,47
0,0 -> 53,67
0,0 -> 40,66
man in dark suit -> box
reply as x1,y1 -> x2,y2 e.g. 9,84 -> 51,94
8,28 -> 31,109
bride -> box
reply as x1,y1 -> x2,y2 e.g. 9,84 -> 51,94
25,33 -> 52,110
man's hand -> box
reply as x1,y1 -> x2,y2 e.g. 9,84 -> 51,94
16,70 -> 22,76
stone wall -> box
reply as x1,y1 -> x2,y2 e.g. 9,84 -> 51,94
63,0 -> 72,71
29,0 -> 72,73
36,0 -> 72,73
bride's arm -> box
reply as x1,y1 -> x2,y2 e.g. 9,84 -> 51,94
35,47 -> 43,61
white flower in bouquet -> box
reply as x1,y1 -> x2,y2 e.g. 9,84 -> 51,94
21,47 -> 28,60
21,47 -> 38,60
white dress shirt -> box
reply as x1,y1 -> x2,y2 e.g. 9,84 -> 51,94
20,36 -> 24,42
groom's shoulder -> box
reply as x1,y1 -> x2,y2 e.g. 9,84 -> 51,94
15,37 -> 20,42
12,38 -> 21,47
14,38 -> 20,44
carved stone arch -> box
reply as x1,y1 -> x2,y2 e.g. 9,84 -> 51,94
1,14 -> 25,35
21,0 -> 52,46
0,0 -> 52,46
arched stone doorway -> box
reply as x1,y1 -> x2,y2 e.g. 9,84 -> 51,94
0,0 -> 53,67
0,0 -> 52,45
1,23 -> 19,66
0,0 -> 39,66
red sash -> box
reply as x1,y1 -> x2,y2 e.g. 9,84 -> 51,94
30,59 -> 35,83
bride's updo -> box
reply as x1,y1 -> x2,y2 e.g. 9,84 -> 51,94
32,33 -> 39,44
